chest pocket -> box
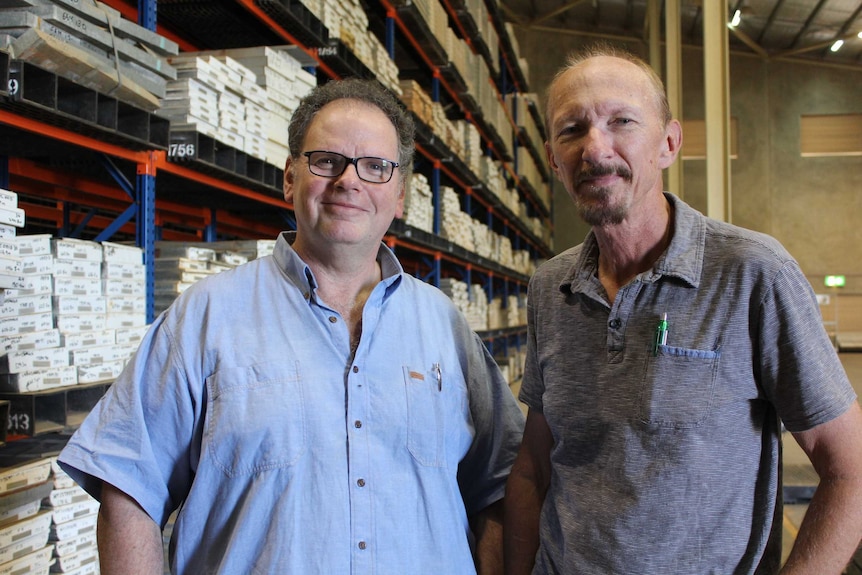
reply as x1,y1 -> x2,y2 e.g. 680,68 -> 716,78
205,361 -> 306,476
403,364 -> 466,468
640,346 -> 720,428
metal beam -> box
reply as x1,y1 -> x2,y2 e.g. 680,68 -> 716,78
789,0 -> 829,49
703,0 -> 732,222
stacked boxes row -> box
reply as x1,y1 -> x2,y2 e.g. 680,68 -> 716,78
0,0 -> 179,112
0,189 -> 26,292
461,0 -> 499,76
395,80 -> 544,250
154,240 -> 276,315
0,457 -> 100,575
403,174 -> 434,233
317,0 -> 400,95
0,232 -> 147,393
508,92 -> 552,211
161,47 -> 317,168
505,22 -> 531,87
439,278 -> 488,332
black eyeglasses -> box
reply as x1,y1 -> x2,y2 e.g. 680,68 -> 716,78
302,150 -> 400,184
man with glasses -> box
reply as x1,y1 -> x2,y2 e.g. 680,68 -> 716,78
58,78 -> 525,575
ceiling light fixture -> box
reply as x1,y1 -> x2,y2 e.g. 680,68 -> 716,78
858,31 -> 862,39
729,9 -> 742,28
830,39 -> 844,52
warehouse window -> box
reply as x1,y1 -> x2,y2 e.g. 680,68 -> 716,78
800,114 -> 862,157
680,118 -> 738,160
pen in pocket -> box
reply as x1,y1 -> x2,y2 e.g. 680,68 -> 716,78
434,362 -> 441,391
653,313 -> 669,356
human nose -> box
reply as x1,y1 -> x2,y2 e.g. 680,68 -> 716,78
581,126 -> 613,164
333,159 -> 362,187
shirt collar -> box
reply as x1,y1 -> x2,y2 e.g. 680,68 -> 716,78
273,232 -> 404,299
562,192 -> 705,293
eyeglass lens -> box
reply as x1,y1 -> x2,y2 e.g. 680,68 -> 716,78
305,151 -> 397,183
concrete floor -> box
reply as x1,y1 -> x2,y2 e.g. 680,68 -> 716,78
782,352 -> 862,567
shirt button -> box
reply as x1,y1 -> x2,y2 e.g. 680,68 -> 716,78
609,318 -> 622,329
358,541 -> 367,550
357,478 -> 365,487
328,316 -> 337,323
352,366 -> 359,373
354,420 -> 362,428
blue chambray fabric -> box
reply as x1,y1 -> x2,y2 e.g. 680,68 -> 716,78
59,232 -> 524,575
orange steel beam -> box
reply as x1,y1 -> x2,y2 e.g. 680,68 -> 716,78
0,111 -> 151,165
385,234 -> 526,285
150,151 -> 292,210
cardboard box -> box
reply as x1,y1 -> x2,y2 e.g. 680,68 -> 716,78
114,325 -> 147,346
54,313 -> 106,334
0,190 -> 17,211
51,239 -> 101,263
0,460 -> 51,496
53,296 -> 106,315
48,499 -> 99,525
52,530 -> 96,558
0,347 -> 70,374
52,278 -> 101,297
0,543 -> 53,575
0,312 -> 53,336
52,258 -> 101,280
61,329 -> 114,350
14,235 -> 51,257
0,207 -> 24,228
101,242 -> 142,265
6,274 -> 51,297
0,294 -> 52,318
0,330 -> 62,354
76,359 -> 124,384
0,365 -> 77,392
19,253 -> 52,275
49,512 -> 96,541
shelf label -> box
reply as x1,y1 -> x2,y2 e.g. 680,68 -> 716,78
168,142 -> 197,161
7,410 -> 31,435
318,46 -> 338,57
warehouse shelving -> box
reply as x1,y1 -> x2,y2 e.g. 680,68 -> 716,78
0,0 -> 551,438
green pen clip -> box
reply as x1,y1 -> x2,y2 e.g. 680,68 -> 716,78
653,312 -> 668,356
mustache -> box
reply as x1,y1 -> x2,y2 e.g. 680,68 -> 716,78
576,164 -> 632,184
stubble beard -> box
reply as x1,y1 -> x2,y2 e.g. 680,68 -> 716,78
572,164 -> 633,227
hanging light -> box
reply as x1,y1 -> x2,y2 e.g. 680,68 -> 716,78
729,9 -> 742,28
830,39 -> 844,52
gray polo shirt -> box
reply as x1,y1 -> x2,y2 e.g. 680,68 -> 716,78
520,193 -> 855,574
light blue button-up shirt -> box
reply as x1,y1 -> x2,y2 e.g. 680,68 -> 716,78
59,232 -> 525,574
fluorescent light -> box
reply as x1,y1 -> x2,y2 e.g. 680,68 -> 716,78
858,31 -> 862,39
830,39 -> 844,52
729,9 -> 741,28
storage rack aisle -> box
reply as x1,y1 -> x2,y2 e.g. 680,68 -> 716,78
0,0 -> 552,569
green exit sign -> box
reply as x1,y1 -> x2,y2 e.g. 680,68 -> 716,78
825,275 -> 846,287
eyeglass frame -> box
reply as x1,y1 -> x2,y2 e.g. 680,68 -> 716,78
302,150 -> 400,184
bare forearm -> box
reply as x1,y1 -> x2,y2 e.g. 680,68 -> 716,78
97,483 -> 164,575
780,478 -> 862,575
471,499 -> 505,575
503,473 -> 544,575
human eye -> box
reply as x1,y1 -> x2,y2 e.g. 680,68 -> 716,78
557,123 -> 585,139
310,152 -> 344,174
360,158 -> 387,176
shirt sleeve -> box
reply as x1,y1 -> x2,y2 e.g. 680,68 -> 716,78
518,275 -> 544,412
457,332 -> 525,516
757,260 -> 856,432
58,310 -> 199,528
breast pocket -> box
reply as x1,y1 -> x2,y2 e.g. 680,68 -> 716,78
639,346 -> 720,428
205,361 -> 306,476
403,364 -> 449,468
